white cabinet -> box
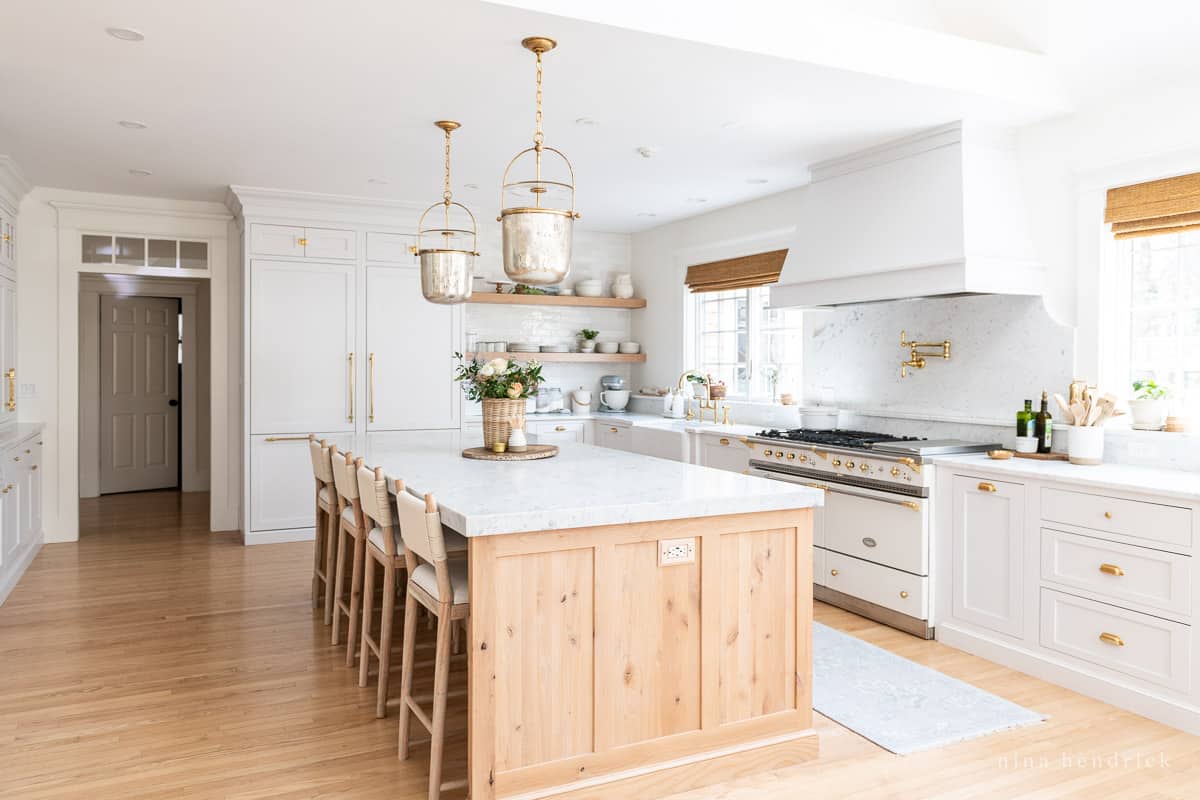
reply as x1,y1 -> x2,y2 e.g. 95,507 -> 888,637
249,432 -> 354,535
366,232 -> 418,264
250,223 -> 357,261
594,422 -> 632,451
366,266 -> 459,431
0,204 -> 15,272
528,419 -> 588,445
0,431 -> 43,606
631,426 -> 689,462
693,432 -> 754,473
0,278 -> 15,425
950,474 -> 1025,639
250,260 -> 355,434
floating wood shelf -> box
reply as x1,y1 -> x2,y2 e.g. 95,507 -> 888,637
465,351 -> 646,363
468,293 -> 646,309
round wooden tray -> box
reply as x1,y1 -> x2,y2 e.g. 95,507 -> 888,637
462,444 -> 559,461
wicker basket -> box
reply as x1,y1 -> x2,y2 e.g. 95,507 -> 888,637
481,397 -> 526,449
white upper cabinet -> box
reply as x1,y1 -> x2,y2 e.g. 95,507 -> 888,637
250,223 -> 357,261
366,266 -> 460,431
773,122 -> 1044,307
0,205 -> 15,273
366,232 -> 418,265
250,260 -> 355,433
0,279 -> 15,425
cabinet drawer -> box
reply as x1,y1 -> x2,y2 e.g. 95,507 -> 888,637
594,422 -> 632,451
1041,487 -> 1191,549
528,419 -> 586,445
366,232 -> 416,263
304,227 -> 357,260
1040,588 -> 1190,692
1041,528 -> 1191,616
250,224 -> 305,257
824,550 -> 928,619
823,485 -> 927,574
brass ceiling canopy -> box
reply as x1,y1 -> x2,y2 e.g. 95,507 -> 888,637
416,120 -> 478,304
498,35 -> 580,286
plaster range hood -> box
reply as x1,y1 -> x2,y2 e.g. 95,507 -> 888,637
770,121 -> 1045,308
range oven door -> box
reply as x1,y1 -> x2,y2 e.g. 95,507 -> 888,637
749,468 -> 929,575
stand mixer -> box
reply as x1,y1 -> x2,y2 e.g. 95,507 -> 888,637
598,375 -> 629,413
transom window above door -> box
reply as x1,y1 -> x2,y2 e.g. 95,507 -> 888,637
81,234 -> 208,270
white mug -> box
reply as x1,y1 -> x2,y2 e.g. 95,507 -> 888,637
600,389 -> 630,410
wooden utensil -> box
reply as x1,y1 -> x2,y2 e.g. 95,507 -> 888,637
1070,401 -> 1087,426
1053,393 -> 1075,425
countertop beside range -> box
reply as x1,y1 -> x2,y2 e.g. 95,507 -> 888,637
932,452 -> 1200,502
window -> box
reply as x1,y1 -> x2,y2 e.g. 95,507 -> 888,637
692,286 -> 803,401
1113,229 -> 1200,411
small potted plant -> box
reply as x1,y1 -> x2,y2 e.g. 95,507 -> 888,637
1130,379 -> 1169,430
578,328 -> 599,353
454,354 -> 543,448
688,373 -> 708,399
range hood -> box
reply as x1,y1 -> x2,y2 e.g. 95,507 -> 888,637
771,122 -> 1044,308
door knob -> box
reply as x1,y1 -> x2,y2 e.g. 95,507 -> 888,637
168,399 -> 179,407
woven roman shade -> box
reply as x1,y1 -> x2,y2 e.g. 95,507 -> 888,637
685,249 -> 787,293
1105,171 -> 1200,239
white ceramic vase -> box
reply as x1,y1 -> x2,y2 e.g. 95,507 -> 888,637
1129,398 -> 1167,430
1067,425 -> 1105,466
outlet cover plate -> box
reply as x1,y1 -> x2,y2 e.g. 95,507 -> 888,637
658,537 -> 696,566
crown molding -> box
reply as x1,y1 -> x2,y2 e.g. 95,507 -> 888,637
0,155 -> 31,211
227,185 -> 430,229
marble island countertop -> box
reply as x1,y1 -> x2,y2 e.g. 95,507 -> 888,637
932,453 -> 1200,502
363,435 -> 823,537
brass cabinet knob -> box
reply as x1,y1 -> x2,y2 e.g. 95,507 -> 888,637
1104,511 -> 1113,519
899,591 -> 909,599
719,438 -> 730,446
30,465 -> 37,471
12,456 -> 18,462
24,449 -> 30,454
830,569 -> 839,577
555,426 -> 567,432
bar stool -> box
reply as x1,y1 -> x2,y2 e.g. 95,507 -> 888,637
308,434 -> 338,625
329,448 -> 367,664
395,484 -> 469,800
356,463 -> 410,718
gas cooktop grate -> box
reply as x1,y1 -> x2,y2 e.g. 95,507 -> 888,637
756,428 -> 925,450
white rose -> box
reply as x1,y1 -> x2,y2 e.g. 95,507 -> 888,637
488,357 -> 510,373
479,364 -> 495,377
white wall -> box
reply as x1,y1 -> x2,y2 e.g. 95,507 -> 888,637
17,188 -> 238,542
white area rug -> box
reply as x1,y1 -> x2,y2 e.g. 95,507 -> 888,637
813,622 -> 1046,755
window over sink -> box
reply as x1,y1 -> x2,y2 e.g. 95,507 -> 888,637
690,286 -> 802,401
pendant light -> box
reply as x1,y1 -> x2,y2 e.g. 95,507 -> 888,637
415,120 -> 478,304
498,36 -> 580,286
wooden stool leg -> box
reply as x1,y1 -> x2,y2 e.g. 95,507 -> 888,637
331,524 -> 349,646
428,604 -> 454,800
359,554 -> 377,688
311,502 -> 323,609
397,590 -> 419,760
345,533 -> 366,667
376,562 -> 397,718
322,506 -> 338,626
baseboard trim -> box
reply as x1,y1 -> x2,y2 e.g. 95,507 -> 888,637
0,534 -> 43,606
937,622 -> 1200,735
242,527 -> 314,546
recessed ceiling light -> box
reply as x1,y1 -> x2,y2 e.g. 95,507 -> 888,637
367,177 -> 388,185
118,120 -> 148,130
106,27 -> 145,42
637,212 -> 657,218
129,168 -> 153,176
687,197 -> 708,203
463,183 -> 479,190
746,178 -> 769,185
575,117 -> 598,126
636,146 -> 657,159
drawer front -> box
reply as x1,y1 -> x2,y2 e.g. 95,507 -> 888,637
595,423 -> 632,451
1041,487 -> 1191,549
696,434 -> 753,473
1040,588 -> 1190,692
824,550 -> 928,619
1041,528 -> 1191,616
250,223 -> 305,257
366,232 -> 417,264
303,227 -> 357,260
823,485 -> 927,574
528,420 -> 586,445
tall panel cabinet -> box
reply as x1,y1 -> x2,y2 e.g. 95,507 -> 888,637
233,190 -> 463,545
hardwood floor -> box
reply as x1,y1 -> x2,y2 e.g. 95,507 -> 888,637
0,490 -> 1195,799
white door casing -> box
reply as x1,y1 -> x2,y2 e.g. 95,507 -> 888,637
99,295 -> 180,494
366,266 -> 459,431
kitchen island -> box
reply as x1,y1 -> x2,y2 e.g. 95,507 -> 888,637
364,436 -> 823,800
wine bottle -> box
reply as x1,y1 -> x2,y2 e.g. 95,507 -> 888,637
1015,399 -> 1036,454
1035,390 -> 1053,454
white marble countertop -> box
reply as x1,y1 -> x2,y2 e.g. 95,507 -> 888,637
363,434 -> 823,537
933,453 -> 1200,503
0,422 -> 45,450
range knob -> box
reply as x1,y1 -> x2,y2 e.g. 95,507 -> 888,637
799,455 -> 808,463
775,451 -> 783,459
860,463 -> 870,473
890,466 -> 901,477
832,459 -> 842,467
764,450 -> 773,457
845,460 -> 855,470
786,453 -> 796,461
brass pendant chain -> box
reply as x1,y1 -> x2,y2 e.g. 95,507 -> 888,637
534,49 -> 544,150
443,126 -> 452,231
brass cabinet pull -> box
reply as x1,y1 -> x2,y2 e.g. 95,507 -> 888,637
4,367 -> 14,412
298,236 -> 308,247
897,456 -> 921,473
899,591 -> 909,599
719,437 -> 730,446
555,425 -> 567,432
1099,563 -> 1125,577
264,436 -> 310,443
609,427 -> 618,433
900,500 -> 920,512
803,482 -> 829,492
1099,632 -> 1125,647
830,569 -> 839,576
347,353 -> 355,423
30,465 -> 37,471
978,482 -> 998,493
368,353 -> 376,423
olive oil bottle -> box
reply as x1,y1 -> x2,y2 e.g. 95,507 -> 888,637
1015,399 -> 1036,453
1034,390 -> 1053,454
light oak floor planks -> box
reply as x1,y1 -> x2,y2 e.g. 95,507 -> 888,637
0,490 -> 1195,799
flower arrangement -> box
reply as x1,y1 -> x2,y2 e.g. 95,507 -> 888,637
453,353 -> 543,401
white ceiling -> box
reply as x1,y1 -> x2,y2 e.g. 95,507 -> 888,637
1,1 -> 1196,232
